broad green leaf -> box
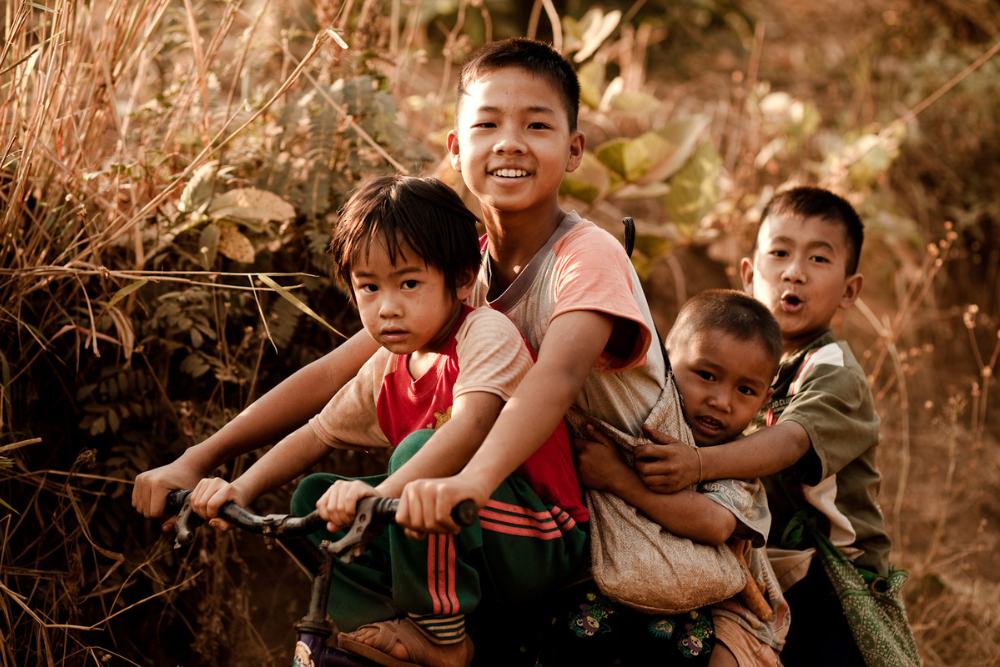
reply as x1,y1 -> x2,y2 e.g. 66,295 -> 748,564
594,116 -> 710,185
643,116 -> 711,184
108,279 -> 148,307
217,222 -> 255,264
663,142 -> 722,239
560,151 -> 611,204
257,274 -> 346,339
209,187 -> 296,227
596,131 -> 672,183
594,138 -> 630,179
634,233 -> 672,259
578,60 -> 606,110
178,160 -> 218,213
198,223 -> 220,268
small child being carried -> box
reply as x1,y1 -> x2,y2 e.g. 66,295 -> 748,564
574,289 -> 790,666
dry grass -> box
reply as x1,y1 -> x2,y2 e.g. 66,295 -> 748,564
1,0 -> 998,665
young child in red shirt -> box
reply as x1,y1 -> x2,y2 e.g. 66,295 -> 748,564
189,175 -> 588,667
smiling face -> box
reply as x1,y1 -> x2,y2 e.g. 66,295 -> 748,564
670,332 -> 775,446
741,213 -> 863,353
447,67 -> 584,222
350,237 -> 468,357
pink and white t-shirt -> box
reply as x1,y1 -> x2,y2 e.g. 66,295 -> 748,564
469,211 -> 666,437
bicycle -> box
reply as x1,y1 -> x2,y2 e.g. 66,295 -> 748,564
165,489 -> 477,667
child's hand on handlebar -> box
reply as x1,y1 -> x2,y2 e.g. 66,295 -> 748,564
316,480 -> 378,533
133,458 -> 209,521
396,476 -> 484,539
189,477 -> 252,530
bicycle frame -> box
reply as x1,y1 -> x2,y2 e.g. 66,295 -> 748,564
166,491 -> 476,667
167,491 -> 375,667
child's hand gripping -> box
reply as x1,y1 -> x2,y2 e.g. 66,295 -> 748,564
188,477 -> 253,531
635,426 -> 703,492
394,476 -> 484,540
315,479 -> 380,533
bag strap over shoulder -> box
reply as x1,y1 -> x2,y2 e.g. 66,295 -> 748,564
621,217 -> 673,376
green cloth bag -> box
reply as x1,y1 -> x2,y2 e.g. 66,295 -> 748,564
810,525 -> 921,667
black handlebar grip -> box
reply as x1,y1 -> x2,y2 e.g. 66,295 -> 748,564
451,499 -> 478,527
366,497 -> 477,526
166,489 -> 191,513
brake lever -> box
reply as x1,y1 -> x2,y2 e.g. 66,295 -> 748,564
173,498 -> 204,549
321,497 -> 478,563
322,497 -> 396,564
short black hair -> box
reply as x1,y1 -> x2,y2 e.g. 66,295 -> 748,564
667,289 -> 783,375
457,37 -> 580,131
758,186 -> 865,275
329,176 -> 481,299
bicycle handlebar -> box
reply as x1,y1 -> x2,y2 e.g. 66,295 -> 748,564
166,490 -> 478,550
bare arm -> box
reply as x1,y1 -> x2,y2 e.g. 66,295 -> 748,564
459,310 -> 611,496
396,310 -> 614,533
376,392 -> 503,497
638,421 -> 811,492
702,421 -> 811,480
133,329 -> 379,517
317,392 -> 505,532
575,433 -> 736,545
189,423 -> 331,520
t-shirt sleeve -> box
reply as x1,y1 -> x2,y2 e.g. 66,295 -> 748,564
700,478 -> 770,547
308,349 -> 392,449
551,226 -> 653,371
453,308 -> 533,401
779,362 -> 880,485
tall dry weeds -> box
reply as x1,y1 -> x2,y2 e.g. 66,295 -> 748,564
1,1 -> 998,665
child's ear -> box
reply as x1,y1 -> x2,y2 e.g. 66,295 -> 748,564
447,130 -> 461,172
455,269 -> 476,301
840,272 -> 863,309
739,256 -> 755,292
565,131 -> 586,173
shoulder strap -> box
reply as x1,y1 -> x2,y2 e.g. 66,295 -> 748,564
621,216 -> 671,374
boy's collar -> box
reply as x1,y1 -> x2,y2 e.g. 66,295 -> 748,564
483,212 -> 580,305
781,329 -> 835,364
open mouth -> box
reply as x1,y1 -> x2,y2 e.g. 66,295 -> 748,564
780,292 -> 803,312
694,415 -> 725,433
489,168 -> 531,178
